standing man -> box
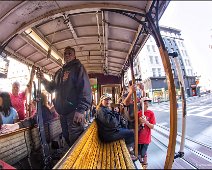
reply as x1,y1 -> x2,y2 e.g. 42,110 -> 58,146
37,46 -> 92,147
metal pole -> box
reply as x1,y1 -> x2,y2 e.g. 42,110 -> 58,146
129,55 -> 139,157
28,66 -> 35,117
170,52 -> 186,158
141,86 -> 146,129
146,12 -> 177,169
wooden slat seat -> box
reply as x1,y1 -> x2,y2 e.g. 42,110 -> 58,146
54,121 -> 135,169
0,118 -> 62,165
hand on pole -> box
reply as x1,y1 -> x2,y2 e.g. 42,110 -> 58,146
36,69 -> 44,80
128,84 -> 136,95
139,116 -> 147,124
137,82 -> 144,91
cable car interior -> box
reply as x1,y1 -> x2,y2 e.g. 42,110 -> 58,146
0,1 -> 197,169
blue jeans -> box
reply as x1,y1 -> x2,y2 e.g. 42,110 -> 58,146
100,128 -> 134,145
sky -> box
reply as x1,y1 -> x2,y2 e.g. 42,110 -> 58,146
159,1 -> 212,89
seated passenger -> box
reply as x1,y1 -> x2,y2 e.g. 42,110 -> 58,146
96,94 -> 136,160
0,92 -> 19,124
41,92 -> 58,123
0,92 -> 58,134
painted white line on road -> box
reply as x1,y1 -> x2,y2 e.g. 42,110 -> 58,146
187,107 -> 206,114
187,114 -> 212,119
194,107 -> 212,116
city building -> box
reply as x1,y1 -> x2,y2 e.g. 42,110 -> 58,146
4,57 -> 30,92
209,28 -> 212,50
125,26 -> 197,102
0,52 -> 9,79
0,55 -> 53,93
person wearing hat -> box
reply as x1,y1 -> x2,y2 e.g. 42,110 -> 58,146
138,97 -> 156,168
96,94 -> 137,160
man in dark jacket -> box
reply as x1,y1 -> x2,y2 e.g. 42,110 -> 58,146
37,46 -> 92,147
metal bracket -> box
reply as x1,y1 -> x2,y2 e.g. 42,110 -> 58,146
169,52 -> 178,58
174,151 -> 184,159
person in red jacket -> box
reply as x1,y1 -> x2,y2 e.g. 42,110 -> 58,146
138,97 -> 156,168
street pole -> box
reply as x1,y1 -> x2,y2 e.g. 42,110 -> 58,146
169,52 -> 186,158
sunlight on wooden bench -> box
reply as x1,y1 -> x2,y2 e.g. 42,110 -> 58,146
54,121 -> 135,169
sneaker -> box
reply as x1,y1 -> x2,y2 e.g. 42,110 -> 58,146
130,154 -> 138,162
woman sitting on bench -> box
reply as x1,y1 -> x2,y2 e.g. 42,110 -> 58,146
96,94 -> 137,160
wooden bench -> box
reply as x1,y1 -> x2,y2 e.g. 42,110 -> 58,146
0,118 -> 62,165
54,121 -> 135,169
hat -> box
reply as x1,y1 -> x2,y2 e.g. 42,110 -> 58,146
100,94 -> 111,101
142,97 -> 152,102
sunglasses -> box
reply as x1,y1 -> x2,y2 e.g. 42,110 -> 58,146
64,51 -> 74,56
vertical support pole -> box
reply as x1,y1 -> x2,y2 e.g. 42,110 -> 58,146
50,75 -> 53,105
121,71 -> 125,92
112,86 -> 115,104
129,55 -> 139,157
146,12 -> 177,169
173,56 -> 186,156
97,82 -> 101,102
28,66 -> 35,117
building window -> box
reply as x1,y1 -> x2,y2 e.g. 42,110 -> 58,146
152,68 -> 156,77
181,42 -> 184,47
170,58 -> 173,65
182,69 -> 185,76
155,56 -> 159,64
181,50 -> 184,56
190,70 -> 193,76
176,49 -> 180,56
147,45 -> 150,52
173,40 -> 177,46
149,56 -> 153,64
180,59 -> 183,65
172,69 -> 175,77
187,60 -> 190,66
158,68 -> 161,77
184,59 -> 187,66
184,50 -> 188,56
162,38 -> 166,44
152,45 -> 156,52
168,39 -> 172,46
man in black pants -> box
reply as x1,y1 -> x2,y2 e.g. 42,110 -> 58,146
38,46 -> 92,147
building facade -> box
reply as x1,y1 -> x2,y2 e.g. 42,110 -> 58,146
125,26 -> 197,102
0,52 -> 9,79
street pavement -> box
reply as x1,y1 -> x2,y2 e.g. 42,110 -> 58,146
149,93 -> 212,146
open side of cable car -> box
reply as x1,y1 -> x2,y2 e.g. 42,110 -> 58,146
0,1 -> 179,169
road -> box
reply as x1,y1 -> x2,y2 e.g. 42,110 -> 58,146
149,93 -> 212,146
